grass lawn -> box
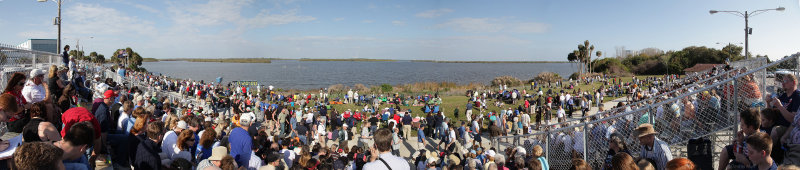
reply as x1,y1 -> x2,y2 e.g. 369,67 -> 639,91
326,75 -> 666,123
316,75 -> 670,136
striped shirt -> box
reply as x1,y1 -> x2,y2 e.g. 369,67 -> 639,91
640,137 -> 672,170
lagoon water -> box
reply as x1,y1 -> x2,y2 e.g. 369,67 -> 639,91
144,60 -> 575,90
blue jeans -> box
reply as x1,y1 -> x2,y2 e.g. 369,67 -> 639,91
298,135 -> 307,144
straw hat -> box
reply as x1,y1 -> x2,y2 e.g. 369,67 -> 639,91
208,146 -> 228,161
634,123 -> 658,138
448,154 -> 461,165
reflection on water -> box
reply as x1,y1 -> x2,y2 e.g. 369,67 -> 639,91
144,60 -> 575,90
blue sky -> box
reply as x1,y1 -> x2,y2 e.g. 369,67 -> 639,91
0,0 -> 798,61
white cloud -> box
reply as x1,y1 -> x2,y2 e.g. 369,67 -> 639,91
132,3 -> 160,14
64,3 -> 157,36
362,20 -> 374,23
114,0 -> 160,14
17,31 -> 54,39
333,17 -> 345,21
415,8 -> 453,18
168,0 -> 315,29
391,20 -> 406,26
273,36 -> 376,41
436,17 -> 549,33
243,9 -> 316,29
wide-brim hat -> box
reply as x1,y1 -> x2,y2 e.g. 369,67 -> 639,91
634,123 -> 658,138
208,146 -> 228,161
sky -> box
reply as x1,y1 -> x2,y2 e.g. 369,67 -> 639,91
0,0 -> 798,61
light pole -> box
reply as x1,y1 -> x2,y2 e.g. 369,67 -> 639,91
709,7 -> 785,59
37,0 -> 63,54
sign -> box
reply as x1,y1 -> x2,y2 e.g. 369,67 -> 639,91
232,80 -> 259,87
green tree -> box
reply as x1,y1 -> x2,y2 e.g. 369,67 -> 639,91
721,44 -> 744,62
568,40 -> 595,76
89,52 -> 98,63
97,54 -> 105,63
380,84 -> 393,92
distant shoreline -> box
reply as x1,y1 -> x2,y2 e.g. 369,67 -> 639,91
147,58 -> 272,63
410,60 -> 568,63
144,57 -> 567,64
298,58 -> 396,62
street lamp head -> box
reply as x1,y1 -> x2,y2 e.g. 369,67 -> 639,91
776,7 -> 785,11
37,0 -> 47,2
709,10 -> 718,14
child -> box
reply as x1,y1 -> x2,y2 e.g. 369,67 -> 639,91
746,132 -> 777,170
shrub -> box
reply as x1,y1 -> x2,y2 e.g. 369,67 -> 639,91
380,84 -> 393,92
490,76 -> 522,87
533,72 -> 562,83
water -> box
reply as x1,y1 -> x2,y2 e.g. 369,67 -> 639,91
143,60 -> 576,90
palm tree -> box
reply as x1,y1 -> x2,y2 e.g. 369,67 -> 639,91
577,45 -> 586,75
568,50 -> 579,72
594,51 -> 603,73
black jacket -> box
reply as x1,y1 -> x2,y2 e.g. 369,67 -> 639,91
134,137 -> 162,170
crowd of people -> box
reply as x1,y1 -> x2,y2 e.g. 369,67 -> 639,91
0,47 -> 799,170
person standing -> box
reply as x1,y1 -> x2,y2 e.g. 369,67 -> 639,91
229,114 -> 254,168
62,45 -> 70,67
362,128 -> 410,170
402,113 -> 412,140
635,123 -> 672,170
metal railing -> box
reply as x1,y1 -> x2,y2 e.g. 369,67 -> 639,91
492,54 -> 797,169
0,43 -> 59,90
546,57 -> 769,129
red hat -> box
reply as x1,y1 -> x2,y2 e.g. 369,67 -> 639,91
60,107 -> 101,139
103,90 -> 117,99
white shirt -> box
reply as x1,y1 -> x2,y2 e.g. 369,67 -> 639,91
117,112 -> 131,131
362,153 -> 411,170
521,114 -> 531,127
557,108 -> 565,118
21,80 -> 46,103
161,131 -> 178,159
248,151 -> 263,170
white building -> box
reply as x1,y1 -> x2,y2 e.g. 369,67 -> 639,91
18,39 -> 57,53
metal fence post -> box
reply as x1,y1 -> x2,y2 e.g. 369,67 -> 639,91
648,105 -> 654,125
32,53 -> 36,67
582,123 -> 588,161
733,78 -> 739,131
545,131 -> 550,160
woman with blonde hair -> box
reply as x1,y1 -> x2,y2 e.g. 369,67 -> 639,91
46,65 -> 66,100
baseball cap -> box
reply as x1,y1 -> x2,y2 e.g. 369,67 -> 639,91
29,69 -> 45,78
176,120 -> 187,130
103,90 -> 117,99
239,114 -> 253,126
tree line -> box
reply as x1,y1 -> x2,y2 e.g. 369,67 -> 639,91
69,47 -> 145,72
568,41 -> 770,75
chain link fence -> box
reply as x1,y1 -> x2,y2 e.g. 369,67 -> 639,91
494,55 -> 797,169
547,57 -> 769,131
0,43 -> 59,91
